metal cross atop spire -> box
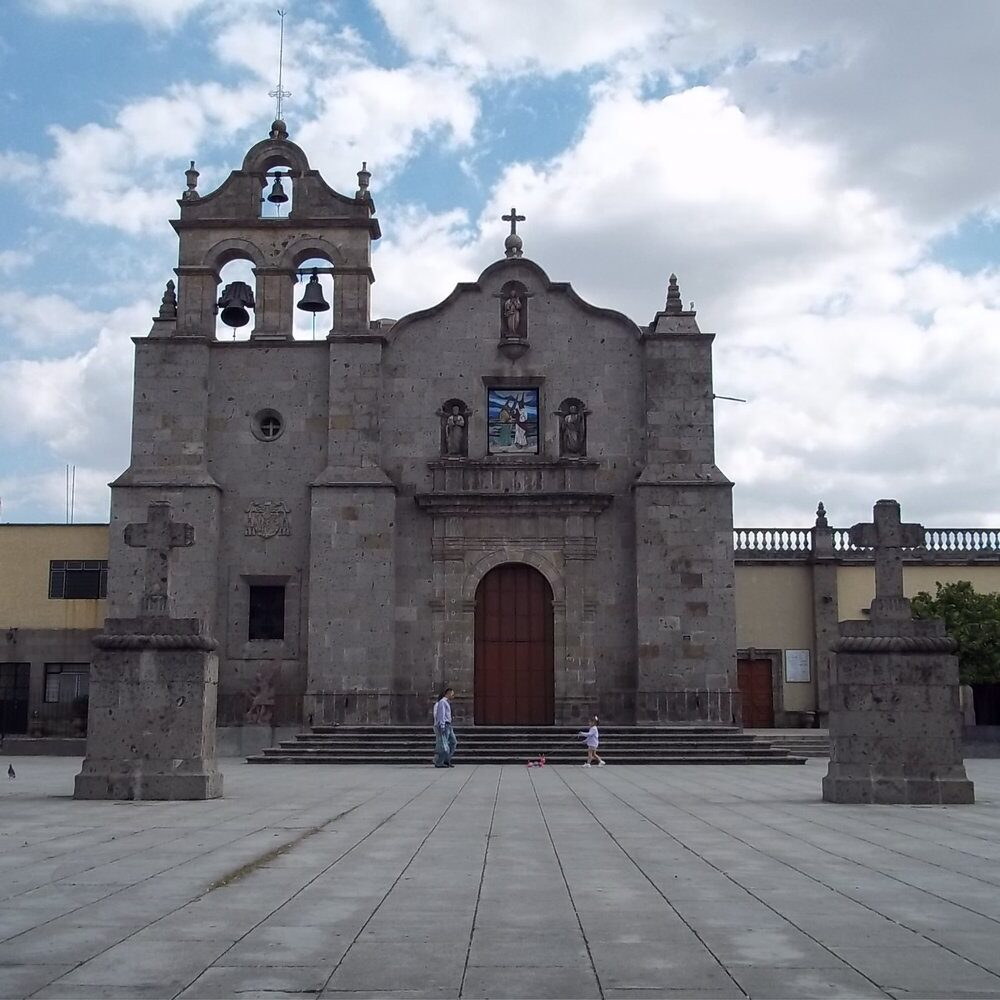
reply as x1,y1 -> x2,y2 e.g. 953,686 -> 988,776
502,207 -> 526,258
269,9 -> 291,122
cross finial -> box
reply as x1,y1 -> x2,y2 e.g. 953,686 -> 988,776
502,207 -> 526,258
123,501 -> 195,614
848,499 -> 924,621
268,9 -> 291,124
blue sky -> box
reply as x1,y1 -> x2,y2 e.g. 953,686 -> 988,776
2,0 -> 1000,527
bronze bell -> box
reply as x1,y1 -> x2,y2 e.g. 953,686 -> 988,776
266,174 -> 289,204
297,270 -> 330,313
218,280 -> 255,328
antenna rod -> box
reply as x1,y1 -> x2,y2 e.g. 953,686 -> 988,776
269,9 -> 291,122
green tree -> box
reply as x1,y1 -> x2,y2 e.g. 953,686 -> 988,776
911,580 -> 1000,684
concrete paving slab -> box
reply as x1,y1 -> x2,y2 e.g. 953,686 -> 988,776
176,964 -> 330,999
0,964 -> 75,1000
2,758 -> 1000,999
460,964 -> 601,999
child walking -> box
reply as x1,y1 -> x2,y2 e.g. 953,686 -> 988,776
578,716 -> 606,767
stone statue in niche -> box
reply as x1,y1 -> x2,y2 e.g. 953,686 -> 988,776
556,398 -> 590,457
498,281 -> 529,340
497,281 -> 530,360
503,290 -> 522,338
439,400 -> 470,457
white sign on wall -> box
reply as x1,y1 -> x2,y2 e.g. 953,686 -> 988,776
784,648 -> 811,683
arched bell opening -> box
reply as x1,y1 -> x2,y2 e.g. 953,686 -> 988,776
292,255 -> 334,340
215,258 -> 257,341
260,167 -> 294,219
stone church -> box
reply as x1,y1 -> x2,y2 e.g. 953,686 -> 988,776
106,120 -> 737,729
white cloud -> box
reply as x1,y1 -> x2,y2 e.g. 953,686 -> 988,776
298,65 -> 479,188
34,0 -> 245,31
0,250 -> 33,274
372,207 -> 479,319
0,300 -> 145,468
0,291 -> 102,346
372,0 -> 676,75
0,465 -> 114,523
45,81 -> 263,233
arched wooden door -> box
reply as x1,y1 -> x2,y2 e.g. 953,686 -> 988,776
474,563 -> 554,725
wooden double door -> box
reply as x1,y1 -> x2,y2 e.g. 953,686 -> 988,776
474,564 -> 554,725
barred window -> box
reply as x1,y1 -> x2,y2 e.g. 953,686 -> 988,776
49,560 -> 108,600
43,663 -> 90,704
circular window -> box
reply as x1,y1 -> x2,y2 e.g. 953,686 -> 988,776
252,408 -> 284,442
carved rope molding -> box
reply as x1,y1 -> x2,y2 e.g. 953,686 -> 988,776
832,635 -> 958,654
93,633 -> 219,651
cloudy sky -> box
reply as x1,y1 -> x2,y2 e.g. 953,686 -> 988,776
2,0 -> 999,528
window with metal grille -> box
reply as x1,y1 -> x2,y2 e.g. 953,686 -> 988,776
48,560 -> 107,599
43,663 -> 90,704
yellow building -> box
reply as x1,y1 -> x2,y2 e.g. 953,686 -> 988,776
0,524 -> 108,738
2,514 -> 998,736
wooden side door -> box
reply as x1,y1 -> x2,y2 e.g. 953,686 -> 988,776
474,564 -> 554,725
737,658 -> 775,728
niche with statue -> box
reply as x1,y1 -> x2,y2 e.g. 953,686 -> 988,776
438,399 -> 471,457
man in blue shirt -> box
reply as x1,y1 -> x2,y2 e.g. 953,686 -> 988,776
433,687 -> 457,767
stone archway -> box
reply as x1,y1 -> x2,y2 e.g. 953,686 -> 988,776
474,563 -> 554,725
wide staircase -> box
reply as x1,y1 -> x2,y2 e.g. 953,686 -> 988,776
246,725 -> 806,765
748,728 -> 830,758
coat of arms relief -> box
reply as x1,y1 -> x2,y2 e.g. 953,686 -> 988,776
245,501 -> 292,539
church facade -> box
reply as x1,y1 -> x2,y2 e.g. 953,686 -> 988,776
105,121 -> 738,728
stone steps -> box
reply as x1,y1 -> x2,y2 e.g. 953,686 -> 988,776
748,729 -> 830,758
247,725 -> 806,765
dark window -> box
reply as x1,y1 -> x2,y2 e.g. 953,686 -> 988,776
49,560 -> 107,599
43,663 -> 90,704
0,663 -> 30,734
248,585 -> 285,641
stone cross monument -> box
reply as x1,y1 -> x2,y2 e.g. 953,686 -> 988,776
823,499 -> 974,804
123,500 -> 194,612
74,501 -> 223,801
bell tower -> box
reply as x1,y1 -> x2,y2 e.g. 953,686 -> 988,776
108,121 -> 385,703
152,118 -> 380,341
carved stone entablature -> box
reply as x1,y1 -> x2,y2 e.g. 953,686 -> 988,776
418,492 -> 613,518
245,500 -> 292,538
425,457 -> 601,495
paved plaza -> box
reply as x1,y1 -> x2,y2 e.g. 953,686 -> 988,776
2,758 -> 1000,1000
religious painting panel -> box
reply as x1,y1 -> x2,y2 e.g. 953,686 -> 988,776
487,387 -> 539,454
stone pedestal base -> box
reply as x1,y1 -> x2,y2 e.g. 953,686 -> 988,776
822,619 -> 974,805
74,616 -> 223,801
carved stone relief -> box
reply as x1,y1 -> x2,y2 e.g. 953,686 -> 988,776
245,500 -> 292,538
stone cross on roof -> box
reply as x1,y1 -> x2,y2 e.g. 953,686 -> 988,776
123,501 -> 195,613
849,498 -> 924,621
502,207 -> 525,258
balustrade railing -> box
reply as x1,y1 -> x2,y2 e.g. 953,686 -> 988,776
733,528 -> 812,553
734,526 -> 1000,559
